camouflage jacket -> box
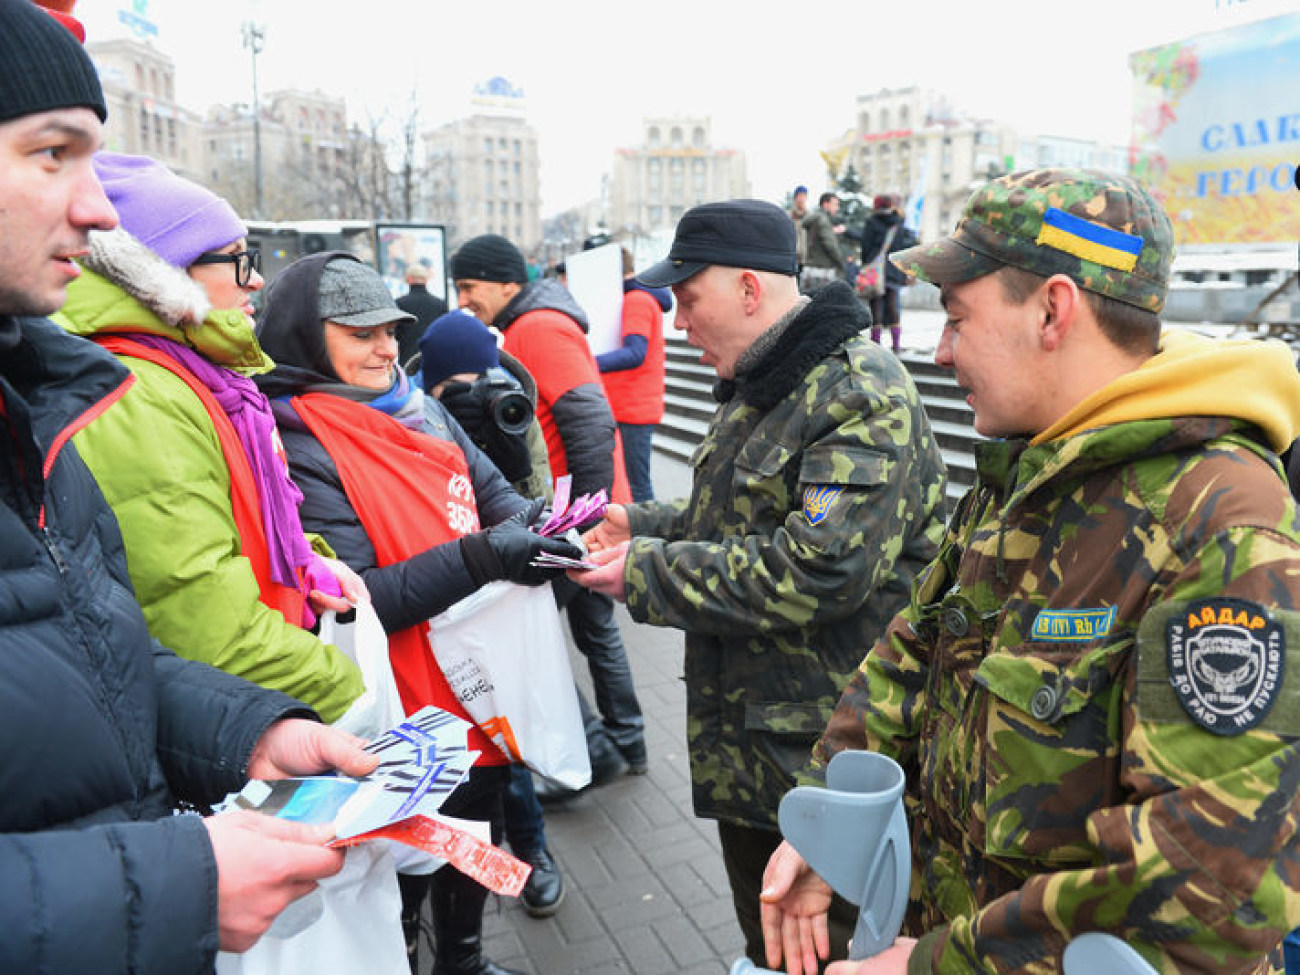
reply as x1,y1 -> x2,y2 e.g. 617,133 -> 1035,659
815,414 -> 1300,974
624,283 -> 947,828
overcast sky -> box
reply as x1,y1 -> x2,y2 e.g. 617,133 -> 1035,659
78,0 -> 1300,215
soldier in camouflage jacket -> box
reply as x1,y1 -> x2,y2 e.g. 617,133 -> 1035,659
572,200 -> 947,966
761,170 -> 1300,975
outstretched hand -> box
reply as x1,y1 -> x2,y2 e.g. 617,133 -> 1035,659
567,541 -> 628,601
760,840 -> 834,975
204,809 -> 345,952
825,939 -> 916,974
582,504 -> 631,554
307,557 -> 369,615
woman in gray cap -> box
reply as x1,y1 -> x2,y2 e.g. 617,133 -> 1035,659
256,252 -> 579,975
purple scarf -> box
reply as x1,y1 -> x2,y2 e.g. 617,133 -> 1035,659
126,334 -> 339,622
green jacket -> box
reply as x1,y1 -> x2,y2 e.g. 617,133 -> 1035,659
815,333 -> 1300,973
624,284 -> 947,827
55,228 -> 363,722
802,207 -> 843,272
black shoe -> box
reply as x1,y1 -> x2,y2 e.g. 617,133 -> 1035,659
617,739 -> 648,775
430,866 -> 525,975
434,956 -> 525,975
590,739 -> 629,785
520,849 -> 565,918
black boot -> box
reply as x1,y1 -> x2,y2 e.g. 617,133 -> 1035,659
430,865 -> 525,975
520,848 -> 565,918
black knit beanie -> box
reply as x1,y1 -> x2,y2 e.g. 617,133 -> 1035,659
0,0 -> 106,124
450,234 -> 528,284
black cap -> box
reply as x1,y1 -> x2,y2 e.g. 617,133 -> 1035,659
637,199 -> 798,288
0,0 -> 106,125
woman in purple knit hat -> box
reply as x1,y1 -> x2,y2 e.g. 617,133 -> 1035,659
53,152 -> 372,719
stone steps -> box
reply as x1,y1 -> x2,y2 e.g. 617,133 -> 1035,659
655,336 -> 983,502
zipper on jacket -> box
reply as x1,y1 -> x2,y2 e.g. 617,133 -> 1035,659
37,370 -> 134,529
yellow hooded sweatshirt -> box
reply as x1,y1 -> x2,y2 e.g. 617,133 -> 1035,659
1033,328 -> 1300,454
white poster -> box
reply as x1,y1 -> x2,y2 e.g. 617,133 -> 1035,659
564,243 -> 623,356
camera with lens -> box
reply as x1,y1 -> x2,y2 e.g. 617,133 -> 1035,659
478,373 -> 533,437
440,367 -> 533,440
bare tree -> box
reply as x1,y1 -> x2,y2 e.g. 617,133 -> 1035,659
395,89 -> 421,221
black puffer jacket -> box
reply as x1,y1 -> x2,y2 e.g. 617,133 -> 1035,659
0,315 -> 307,975
268,396 -> 527,633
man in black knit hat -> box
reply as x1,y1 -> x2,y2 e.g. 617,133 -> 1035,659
0,3 -> 378,971
451,234 -> 649,795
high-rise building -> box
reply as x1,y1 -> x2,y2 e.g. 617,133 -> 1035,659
609,117 -> 749,238
88,37 -> 203,177
89,37 -> 372,222
202,89 -> 353,220
421,77 -> 542,252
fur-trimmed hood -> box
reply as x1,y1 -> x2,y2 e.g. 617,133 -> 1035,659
81,227 -> 212,327
56,227 -> 273,374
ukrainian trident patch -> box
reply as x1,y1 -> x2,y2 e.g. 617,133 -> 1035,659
802,485 -> 843,525
1166,597 -> 1284,736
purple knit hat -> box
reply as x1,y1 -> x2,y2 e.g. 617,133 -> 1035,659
93,152 -> 246,269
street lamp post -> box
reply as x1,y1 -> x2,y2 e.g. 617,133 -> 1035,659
241,21 -> 265,219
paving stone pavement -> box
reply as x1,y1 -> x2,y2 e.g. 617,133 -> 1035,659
479,602 -> 746,975
415,453 -> 749,975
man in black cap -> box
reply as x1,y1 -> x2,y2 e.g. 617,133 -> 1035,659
569,199 -> 947,967
0,2 -> 378,970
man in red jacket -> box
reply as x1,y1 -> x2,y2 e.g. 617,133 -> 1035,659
597,248 -> 668,502
452,234 -> 648,783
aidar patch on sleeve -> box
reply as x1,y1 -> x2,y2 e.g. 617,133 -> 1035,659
802,485 -> 842,525
1136,597 -> 1293,736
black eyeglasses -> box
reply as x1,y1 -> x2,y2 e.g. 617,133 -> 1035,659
191,248 -> 261,287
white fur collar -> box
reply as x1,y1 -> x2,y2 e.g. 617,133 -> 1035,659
83,227 -> 212,327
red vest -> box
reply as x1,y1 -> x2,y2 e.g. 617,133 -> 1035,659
290,393 -> 507,764
600,289 -> 666,426
95,335 -> 307,627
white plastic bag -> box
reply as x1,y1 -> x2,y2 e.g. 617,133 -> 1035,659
429,581 -> 591,790
323,600 -> 405,738
324,602 -> 446,876
215,843 -> 406,975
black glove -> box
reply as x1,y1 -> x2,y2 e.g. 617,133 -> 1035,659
459,499 -> 584,587
438,380 -> 491,438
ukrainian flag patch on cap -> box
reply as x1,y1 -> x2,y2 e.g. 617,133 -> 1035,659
1036,207 -> 1143,272
803,485 -> 842,525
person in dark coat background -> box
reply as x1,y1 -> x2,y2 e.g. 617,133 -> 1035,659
859,193 -> 917,353
0,5 -> 378,972
395,262 -> 448,372
597,248 -> 669,503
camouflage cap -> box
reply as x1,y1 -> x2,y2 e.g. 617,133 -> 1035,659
891,168 -> 1174,313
